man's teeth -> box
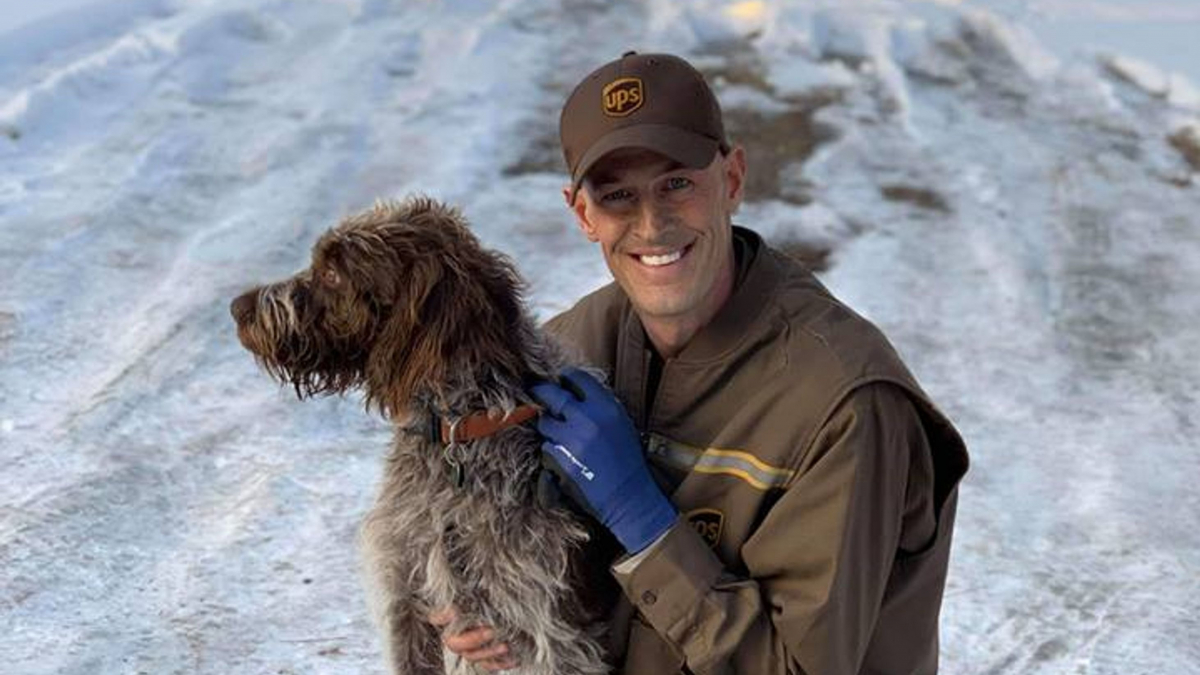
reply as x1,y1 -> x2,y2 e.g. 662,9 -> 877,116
639,249 -> 684,266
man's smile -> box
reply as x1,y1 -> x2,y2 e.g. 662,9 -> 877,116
630,243 -> 694,268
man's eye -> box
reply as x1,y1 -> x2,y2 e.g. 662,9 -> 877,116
665,176 -> 692,191
601,189 -> 633,203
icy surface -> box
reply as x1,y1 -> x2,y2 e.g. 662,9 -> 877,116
1,1 -> 1198,674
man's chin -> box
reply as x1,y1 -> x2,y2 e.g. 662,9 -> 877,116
626,292 -> 698,322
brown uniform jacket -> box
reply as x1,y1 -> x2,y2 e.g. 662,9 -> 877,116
544,227 -> 969,675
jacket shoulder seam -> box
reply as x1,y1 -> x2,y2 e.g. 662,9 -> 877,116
785,376 -> 925,486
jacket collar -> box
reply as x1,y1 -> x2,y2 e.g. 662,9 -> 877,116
621,226 -> 783,366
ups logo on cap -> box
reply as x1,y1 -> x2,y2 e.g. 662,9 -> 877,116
602,77 -> 644,117
686,508 -> 724,550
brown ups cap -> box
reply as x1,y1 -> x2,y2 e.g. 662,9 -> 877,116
559,51 -> 728,202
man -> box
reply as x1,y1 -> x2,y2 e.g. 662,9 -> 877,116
435,52 -> 969,674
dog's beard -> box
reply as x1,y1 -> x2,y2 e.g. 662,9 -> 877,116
239,282 -> 374,399
256,342 -> 367,399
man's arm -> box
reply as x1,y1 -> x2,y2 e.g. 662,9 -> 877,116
602,383 -> 937,674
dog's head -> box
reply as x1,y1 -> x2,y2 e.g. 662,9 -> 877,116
231,197 -> 531,418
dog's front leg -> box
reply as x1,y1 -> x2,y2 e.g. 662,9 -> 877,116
361,516 -> 446,674
383,596 -> 445,675
362,560 -> 446,675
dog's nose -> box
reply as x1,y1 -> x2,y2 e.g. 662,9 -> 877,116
230,291 -> 257,325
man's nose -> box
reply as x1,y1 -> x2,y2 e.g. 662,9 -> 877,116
632,199 -> 673,239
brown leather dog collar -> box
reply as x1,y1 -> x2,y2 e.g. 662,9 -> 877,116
439,404 -> 540,445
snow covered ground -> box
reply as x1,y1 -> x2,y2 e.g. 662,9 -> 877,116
1,0 -> 1198,673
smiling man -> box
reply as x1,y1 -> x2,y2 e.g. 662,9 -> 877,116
438,52 -> 970,674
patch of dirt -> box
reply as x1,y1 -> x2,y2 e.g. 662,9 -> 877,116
880,184 -> 952,213
502,73 -> 575,178
0,311 -> 15,348
696,51 -> 843,204
1168,127 -> 1200,172
501,120 -> 564,177
1031,638 -> 1070,663
723,97 -> 841,205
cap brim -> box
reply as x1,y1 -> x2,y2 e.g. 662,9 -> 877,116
570,124 -> 720,201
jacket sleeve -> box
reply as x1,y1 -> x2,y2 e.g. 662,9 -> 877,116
610,382 -> 938,675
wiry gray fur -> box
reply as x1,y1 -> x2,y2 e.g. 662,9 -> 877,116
231,197 -> 610,675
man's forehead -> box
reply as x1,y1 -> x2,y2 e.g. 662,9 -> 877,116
584,148 -> 687,186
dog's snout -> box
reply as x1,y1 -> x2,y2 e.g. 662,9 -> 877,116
230,291 -> 257,325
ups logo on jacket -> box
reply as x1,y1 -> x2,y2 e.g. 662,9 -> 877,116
602,77 -> 643,117
686,508 -> 724,549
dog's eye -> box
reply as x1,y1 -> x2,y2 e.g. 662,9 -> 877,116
321,268 -> 341,287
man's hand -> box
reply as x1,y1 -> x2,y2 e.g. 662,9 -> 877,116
531,368 -> 677,553
429,607 -> 519,672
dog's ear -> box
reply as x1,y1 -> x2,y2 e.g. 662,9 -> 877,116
364,261 -> 530,418
359,196 -> 531,419
364,257 -> 445,417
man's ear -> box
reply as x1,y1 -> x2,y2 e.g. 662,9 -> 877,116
723,145 -> 747,212
563,185 -> 600,242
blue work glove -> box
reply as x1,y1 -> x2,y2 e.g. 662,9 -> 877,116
530,368 -> 677,554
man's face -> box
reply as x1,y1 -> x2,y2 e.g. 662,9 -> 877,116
567,146 -> 747,326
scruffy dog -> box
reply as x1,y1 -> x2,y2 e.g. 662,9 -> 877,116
230,197 -> 610,675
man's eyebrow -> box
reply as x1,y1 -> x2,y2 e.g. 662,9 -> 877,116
586,171 -> 619,188
587,160 -> 689,188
